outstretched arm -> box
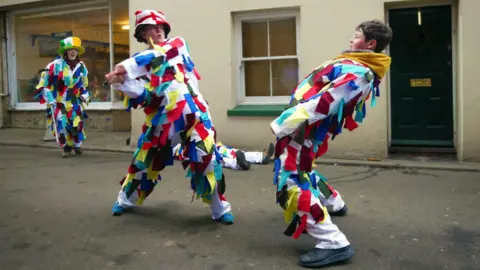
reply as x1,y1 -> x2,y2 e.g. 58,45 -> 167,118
105,49 -> 165,109
79,65 -> 90,103
105,49 -> 164,85
35,63 -> 55,105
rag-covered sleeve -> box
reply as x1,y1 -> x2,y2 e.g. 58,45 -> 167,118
270,63 -> 374,138
114,49 -> 165,110
80,64 -> 90,102
35,62 -> 56,104
120,49 -> 164,80
113,78 -> 146,98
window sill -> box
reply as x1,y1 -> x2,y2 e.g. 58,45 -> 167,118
10,102 -> 127,111
227,104 -> 287,117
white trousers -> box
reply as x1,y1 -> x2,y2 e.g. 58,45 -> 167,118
116,182 -> 231,220
222,151 -> 264,170
244,151 -> 263,164
277,152 -> 350,249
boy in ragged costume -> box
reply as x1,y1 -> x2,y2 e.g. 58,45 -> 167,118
270,20 -> 392,268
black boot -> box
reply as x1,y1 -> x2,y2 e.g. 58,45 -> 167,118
235,151 -> 251,170
299,245 -> 354,268
329,205 -> 349,216
74,147 -> 83,155
62,145 -> 72,158
261,143 -> 275,164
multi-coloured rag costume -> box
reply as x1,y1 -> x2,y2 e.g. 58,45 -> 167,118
271,50 -> 391,248
110,10 -> 233,224
35,37 -> 90,152
173,142 -> 274,170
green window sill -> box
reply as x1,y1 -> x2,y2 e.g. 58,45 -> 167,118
227,104 -> 287,117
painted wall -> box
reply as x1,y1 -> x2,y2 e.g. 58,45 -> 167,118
126,0 -> 479,161
6,110 -> 132,132
456,0 -> 480,162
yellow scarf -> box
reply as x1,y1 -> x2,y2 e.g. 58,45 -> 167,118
334,52 -> 391,79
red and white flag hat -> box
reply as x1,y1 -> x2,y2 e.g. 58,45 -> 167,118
134,9 -> 171,36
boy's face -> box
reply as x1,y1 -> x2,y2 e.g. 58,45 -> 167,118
143,24 -> 166,45
350,29 -> 377,51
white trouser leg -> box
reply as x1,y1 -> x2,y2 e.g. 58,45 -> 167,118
117,189 -> 138,209
209,184 -> 231,220
323,193 -> 346,213
300,189 -> 350,249
311,172 -> 346,212
116,170 -> 144,208
244,151 -> 263,164
277,149 -> 349,249
221,157 -> 239,170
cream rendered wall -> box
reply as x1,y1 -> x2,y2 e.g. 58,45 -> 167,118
129,0 -> 480,162
457,0 -> 480,162
129,0 -> 388,159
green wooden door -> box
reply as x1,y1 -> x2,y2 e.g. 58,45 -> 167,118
389,5 -> 454,147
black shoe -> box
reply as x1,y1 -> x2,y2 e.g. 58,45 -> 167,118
261,143 -> 275,164
74,147 -> 83,155
62,146 -> 72,158
299,245 -> 354,268
235,151 -> 251,170
329,205 -> 348,217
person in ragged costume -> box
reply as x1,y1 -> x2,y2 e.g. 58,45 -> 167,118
104,10 -> 234,225
270,20 -> 392,268
173,142 -> 275,171
35,37 -> 90,158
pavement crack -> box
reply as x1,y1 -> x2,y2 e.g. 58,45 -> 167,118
330,168 -> 387,183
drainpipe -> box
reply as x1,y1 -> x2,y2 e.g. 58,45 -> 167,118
0,13 -> 7,128
0,51 -> 7,128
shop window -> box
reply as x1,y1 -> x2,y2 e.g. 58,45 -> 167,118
111,0 -> 130,103
235,10 -> 299,105
12,0 -> 129,106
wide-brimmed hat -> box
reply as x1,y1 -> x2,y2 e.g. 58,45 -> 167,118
134,9 -> 171,37
58,36 -> 85,56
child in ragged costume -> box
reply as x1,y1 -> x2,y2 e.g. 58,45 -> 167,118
270,20 -> 392,268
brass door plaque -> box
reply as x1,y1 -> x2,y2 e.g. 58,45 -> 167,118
410,78 -> 432,87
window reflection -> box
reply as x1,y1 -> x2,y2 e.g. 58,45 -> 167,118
14,0 -> 129,103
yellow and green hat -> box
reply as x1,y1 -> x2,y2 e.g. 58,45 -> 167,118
58,36 -> 85,56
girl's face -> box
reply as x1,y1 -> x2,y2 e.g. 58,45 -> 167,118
143,24 -> 166,46
350,29 -> 376,51
66,49 -> 78,61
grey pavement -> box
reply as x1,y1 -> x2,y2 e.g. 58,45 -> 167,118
0,146 -> 479,270
1,128 -> 479,172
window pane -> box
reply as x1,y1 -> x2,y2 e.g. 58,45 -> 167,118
269,18 -> 296,56
0,15 -> 5,94
245,60 -> 270,96
72,8 -> 110,102
242,21 -> 268,57
15,15 -> 73,102
111,0 -> 130,103
14,3 -> 110,103
272,59 -> 298,96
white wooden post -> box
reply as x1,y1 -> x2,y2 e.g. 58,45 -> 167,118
43,120 -> 55,141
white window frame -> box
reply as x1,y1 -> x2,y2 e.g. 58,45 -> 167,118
6,0 -> 126,111
234,10 -> 300,105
